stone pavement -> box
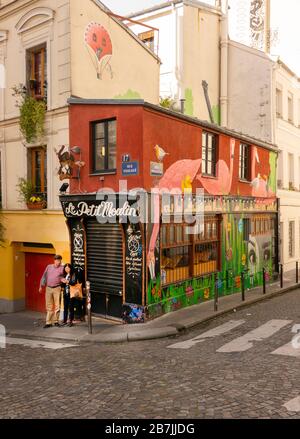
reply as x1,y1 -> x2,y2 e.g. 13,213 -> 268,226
0,269 -> 299,344
1,290 -> 300,419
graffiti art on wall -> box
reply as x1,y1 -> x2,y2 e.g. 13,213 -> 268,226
84,22 -> 113,80
125,224 -> 143,306
250,146 -> 276,202
250,0 -> 265,50
145,140 -> 277,319
147,275 -> 214,319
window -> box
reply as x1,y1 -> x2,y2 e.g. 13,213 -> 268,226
299,157 -> 300,190
288,153 -> 294,188
202,132 -> 217,177
276,88 -> 282,117
28,147 -> 47,201
239,143 -> 251,181
138,30 -> 155,52
251,215 -> 274,236
289,221 -> 295,257
26,44 -> 47,100
277,150 -> 283,189
243,218 -> 250,241
288,92 -> 293,123
92,119 -> 117,173
161,216 -> 220,285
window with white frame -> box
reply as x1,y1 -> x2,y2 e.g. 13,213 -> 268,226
288,153 -> 294,189
239,143 -> 251,181
202,132 -> 218,177
288,92 -> 294,123
299,157 -> 300,190
276,87 -> 283,117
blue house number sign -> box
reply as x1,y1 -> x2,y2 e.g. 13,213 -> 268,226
122,161 -> 139,176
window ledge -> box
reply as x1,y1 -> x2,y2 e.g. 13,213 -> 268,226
239,179 -> 251,184
201,174 -> 218,180
89,171 -> 117,176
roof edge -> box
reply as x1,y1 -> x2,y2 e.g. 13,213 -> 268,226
68,97 -> 277,151
93,0 -> 161,64
127,0 -> 221,19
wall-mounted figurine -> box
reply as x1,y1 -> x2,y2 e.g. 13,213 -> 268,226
55,146 -> 85,181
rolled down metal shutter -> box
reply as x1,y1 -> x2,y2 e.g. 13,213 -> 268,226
86,220 -> 123,296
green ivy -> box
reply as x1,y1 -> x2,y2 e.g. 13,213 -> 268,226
12,84 -> 46,144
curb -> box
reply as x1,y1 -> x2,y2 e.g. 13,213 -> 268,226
180,283 -> 300,332
6,332 -> 82,345
4,284 -> 299,345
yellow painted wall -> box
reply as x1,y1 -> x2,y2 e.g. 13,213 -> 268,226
0,211 -> 69,306
70,0 -> 160,103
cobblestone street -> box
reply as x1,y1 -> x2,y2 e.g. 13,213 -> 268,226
1,290 -> 300,419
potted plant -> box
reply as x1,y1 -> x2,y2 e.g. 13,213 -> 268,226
17,178 -> 46,210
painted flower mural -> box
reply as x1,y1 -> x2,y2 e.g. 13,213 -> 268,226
84,22 -> 113,79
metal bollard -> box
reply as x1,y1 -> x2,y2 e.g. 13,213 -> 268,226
280,264 -> 283,289
241,272 -> 245,301
296,261 -> 299,284
214,274 -> 219,312
85,281 -> 92,334
262,268 -> 266,295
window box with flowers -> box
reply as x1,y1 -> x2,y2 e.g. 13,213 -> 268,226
17,178 -> 46,210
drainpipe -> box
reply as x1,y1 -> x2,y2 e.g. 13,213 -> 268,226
220,0 -> 229,127
264,0 -> 271,54
173,2 -> 184,109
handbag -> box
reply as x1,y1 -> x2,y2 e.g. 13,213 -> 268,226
70,283 -> 83,299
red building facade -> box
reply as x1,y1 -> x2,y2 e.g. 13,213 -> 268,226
61,99 -> 278,321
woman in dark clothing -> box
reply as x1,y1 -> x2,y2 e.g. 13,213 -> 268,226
61,264 -> 77,327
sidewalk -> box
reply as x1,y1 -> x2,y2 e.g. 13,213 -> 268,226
1,269 -> 299,344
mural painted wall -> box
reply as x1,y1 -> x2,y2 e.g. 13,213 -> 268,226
219,213 -> 276,296
147,211 -> 277,320
145,140 -> 277,319
70,0 -> 160,103
84,22 -> 113,80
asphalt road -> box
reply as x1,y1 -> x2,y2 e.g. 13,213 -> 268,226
1,290 -> 300,419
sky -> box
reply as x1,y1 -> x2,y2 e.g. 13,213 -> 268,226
103,0 -> 300,76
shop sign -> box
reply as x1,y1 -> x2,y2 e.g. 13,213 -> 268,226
150,162 -> 164,177
63,200 -> 138,219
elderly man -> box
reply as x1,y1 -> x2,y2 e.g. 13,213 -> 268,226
39,255 -> 65,328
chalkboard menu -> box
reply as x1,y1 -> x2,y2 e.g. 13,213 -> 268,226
70,220 -> 86,282
125,224 -> 143,305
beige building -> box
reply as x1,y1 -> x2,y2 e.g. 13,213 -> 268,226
0,0 -> 160,313
127,0 -> 222,123
274,61 -> 300,272
225,39 -> 300,272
